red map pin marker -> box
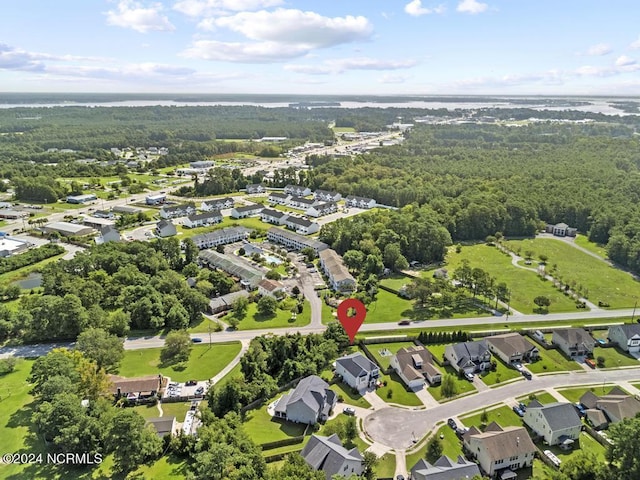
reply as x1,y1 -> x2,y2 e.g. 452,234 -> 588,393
337,298 -> 367,344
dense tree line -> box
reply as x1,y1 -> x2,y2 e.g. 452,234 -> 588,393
0,243 -> 64,274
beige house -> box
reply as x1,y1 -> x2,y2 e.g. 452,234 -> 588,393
552,328 -> 595,357
580,387 -> 640,425
319,249 -> 356,293
485,333 -> 539,365
390,345 -> 442,389
463,422 -> 536,477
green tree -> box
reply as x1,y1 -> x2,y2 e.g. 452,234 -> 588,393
426,436 -> 443,461
266,269 -> 282,280
108,409 -> 162,474
257,295 -> 278,316
533,295 -> 551,311
76,327 -> 124,372
440,374 -> 458,398
607,415 -> 640,480
160,330 -> 192,366
480,409 -> 489,424
362,451 -> 379,480
343,416 -> 358,445
558,451 -> 609,480
268,453 -> 324,480
232,296 -> 249,317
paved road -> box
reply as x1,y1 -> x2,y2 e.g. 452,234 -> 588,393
364,367 -> 640,450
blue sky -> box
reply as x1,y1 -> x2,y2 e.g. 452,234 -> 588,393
1,0 -> 639,94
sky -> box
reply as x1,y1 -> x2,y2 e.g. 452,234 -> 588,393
1,0 -> 640,95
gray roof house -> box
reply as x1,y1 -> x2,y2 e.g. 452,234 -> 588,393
390,345 -> 442,389
580,387 -> 640,426
274,375 -> 337,425
301,434 -> 363,480
608,324 -> 640,353
146,416 -> 177,438
523,401 -> 582,446
335,352 -> 379,392
410,455 -> 480,480
231,203 -> 263,219
444,340 -> 492,374
485,332 -> 539,365
552,328 -> 595,357
155,219 -> 177,237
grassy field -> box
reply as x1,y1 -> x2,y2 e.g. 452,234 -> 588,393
446,244 -> 579,314
177,216 -> 270,239
366,341 -> 416,370
133,454 -> 188,479
243,401 -> 308,444
557,385 -> 628,403
117,341 -> 241,382
574,236 -> 608,259
516,391 -> 558,405
505,238 -> 640,308
375,371 -> 422,406
461,404 -> 523,429
232,299 -> 311,330
332,127 -> 357,133
479,357 -> 522,386
541,431 -> 607,463
526,340 -> 583,374
379,273 -> 413,291
376,453 -> 397,478
405,424 -> 463,470
364,289 -> 415,323
330,381 -> 371,408
593,345 -> 640,368
215,362 -> 243,387
131,403 -> 162,419
428,365 -> 477,401
161,401 -> 192,422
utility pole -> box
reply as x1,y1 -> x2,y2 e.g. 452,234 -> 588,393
632,300 -> 638,323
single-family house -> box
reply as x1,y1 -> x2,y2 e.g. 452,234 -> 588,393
545,222 -> 577,237
160,202 -> 196,219
288,195 -> 318,210
95,225 -> 121,244
319,249 -> 357,293
463,422 -> 536,478
231,204 -> 263,219
273,375 -> 337,425
552,328 -> 595,357
410,455 -> 481,480
444,341 -> 492,374
156,220 -> 177,237
257,278 -> 284,298
301,434 -> 363,480
260,208 -> 288,225
306,202 -> 338,218
283,216 -> 320,235
146,417 -> 177,438
246,184 -> 265,194
390,345 -> 442,388
345,195 -> 376,209
109,374 -> 162,403
314,190 -> 342,202
191,227 -> 250,249
268,192 -> 291,205
485,333 -> 539,365
284,185 -> 312,197
201,197 -> 234,211
585,409 -> 609,430
608,324 -> 640,353
523,401 -> 582,446
335,352 -> 379,392
183,210 -> 223,228
208,290 -> 250,314
580,387 -> 640,426
267,227 -> 329,254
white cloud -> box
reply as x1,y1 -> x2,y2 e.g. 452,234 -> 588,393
379,73 -> 409,84
0,44 -> 105,72
630,36 -> 640,49
173,0 -> 283,17
456,0 -> 488,14
575,65 -> 614,77
105,1 -> 175,33
285,57 -> 417,75
185,9 -> 373,63
587,43 -> 612,56
404,0 -> 445,17
615,55 -> 636,67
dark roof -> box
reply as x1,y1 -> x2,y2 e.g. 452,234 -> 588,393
301,434 -> 363,480
553,328 -> 594,345
612,324 -> 640,339
269,192 -> 290,199
162,202 -> 195,212
100,225 -> 118,235
261,208 -> 287,219
188,210 -> 222,221
526,402 -> 582,431
203,197 -> 233,206
290,195 -> 316,205
146,416 -> 176,437
410,455 -> 480,480
234,203 -> 263,213
157,219 -> 175,230
336,352 -> 378,378
286,216 -> 315,228
346,195 -> 375,203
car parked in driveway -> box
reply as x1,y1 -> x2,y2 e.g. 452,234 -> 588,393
447,418 -> 458,430
195,386 -> 204,396
464,372 -> 474,381
512,405 -> 525,417
343,407 -> 356,416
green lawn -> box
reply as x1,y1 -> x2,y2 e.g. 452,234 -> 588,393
526,340 -> 583,374
330,381 -> 371,408
1,253 -> 64,288
216,362 -> 243,387
375,371 -> 422,406
405,424 -> 463,469
161,401 -> 192,422
187,315 -> 222,334
540,431 -> 607,463
516,391 -> 557,405
177,216 -> 270,239
365,289 -> 415,323
376,453 -> 397,478
366,341 -> 416,370
232,299 -> 311,330
117,341 -> 241,382
574,235 -> 608,259
593,346 -> 640,368
461,405 -> 523,429
479,358 -> 522,386
131,403 -> 162,419
243,401 -> 308,444
557,385 -> 628,404
322,301 -> 337,324
332,127 -> 357,133
132,453 -> 188,479
428,366 -> 477,401
505,238 -> 640,308
379,273 -> 413,291
446,243 -> 579,314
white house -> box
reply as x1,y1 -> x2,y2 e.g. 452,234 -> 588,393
145,193 -> 166,205
260,208 -> 288,225
288,195 -> 318,210
444,341 -> 492,374
306,202 -> 338,218
268,192 -> 291,205
201,197 -> 234,211
155,220 -> 177,237
282,216 -> 320,235
191,227 -> 250,249
257,278 -> 284,298
390,346 -> 442,389
319,249 -> 356,293
345,195 -> 376,209
335,352 -> 379,392
246,184 -> 265,194
314,190 -> 342,202
545,222 -> 577,237
608,324 -> 640,353
301,434 -> 363,480
183,210 -> 223,228
523,401 -> 582,446
267,227 -> 329,254
231,204 -> 263,219
95,225 -> 121,244
463,423 -> 536,477
160,203 -> 196,219
284,184 -> 312,197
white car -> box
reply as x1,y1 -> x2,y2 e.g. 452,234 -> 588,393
514,363 -> 524,372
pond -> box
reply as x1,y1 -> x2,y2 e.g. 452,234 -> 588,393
14,272 -> 43,289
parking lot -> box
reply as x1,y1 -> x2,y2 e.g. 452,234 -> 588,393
164,379 -> 208,400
